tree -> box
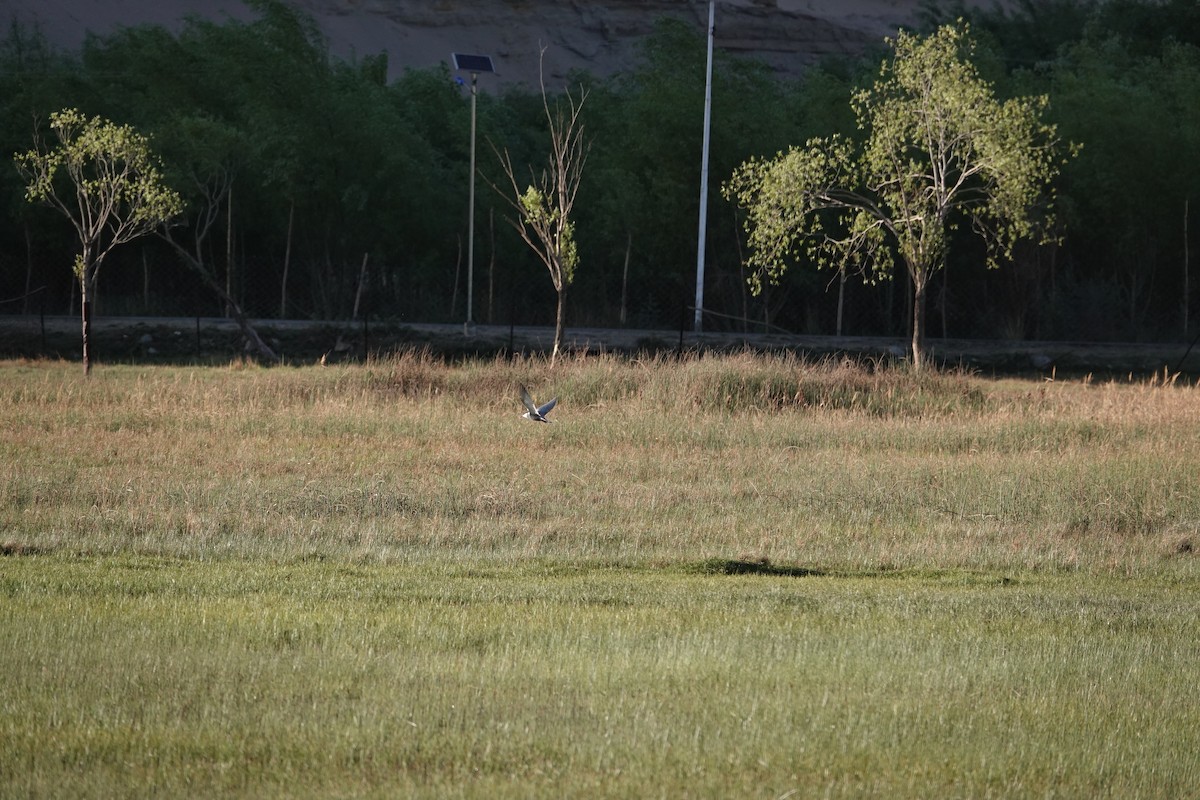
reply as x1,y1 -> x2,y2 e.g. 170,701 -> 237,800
724,22 -> 1069,368
15,108 -> 182,374
493,56 -> 589,365
155,113 -> 277,361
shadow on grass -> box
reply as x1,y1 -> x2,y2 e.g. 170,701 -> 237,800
689,558 -> 829,578
683,558 -> 1024,586
0,542 -> 50,557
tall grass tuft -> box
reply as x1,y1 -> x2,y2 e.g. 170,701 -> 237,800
357,349 -> 987,417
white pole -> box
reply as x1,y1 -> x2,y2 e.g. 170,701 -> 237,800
693,0 -> 715,333
466,72 -> 478,335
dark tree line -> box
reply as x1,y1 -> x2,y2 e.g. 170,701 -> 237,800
1,0 -> 1197,343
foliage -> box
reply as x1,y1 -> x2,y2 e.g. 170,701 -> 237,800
518,186 -> 580,286
15,108 -> 183,276
0,1 -> 1198,343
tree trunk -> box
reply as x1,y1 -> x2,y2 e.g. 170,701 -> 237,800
226,183 -> 234,312
939,257 -> 948,340
142,250 -> 150,309
280,199 -> 294,318
911,272 -> 927,372
351,253 -> 369,320
836,265 -> 846,336
552,284 -> 567,367
21,221 -> 33,319
204,273 -> 277,362
451,234 -> 462,319
620,231 -> 631,326
488,208 -> 496,324
1185,197 -> 1190,339
732,211 -> 748,334
762,279 -> 771,333
80,279 -> 92,377
224,239 -> 233,319
161,234 -> 279,363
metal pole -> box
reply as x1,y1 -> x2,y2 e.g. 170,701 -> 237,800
693,0 -> 715,333
466,72 -> 479,336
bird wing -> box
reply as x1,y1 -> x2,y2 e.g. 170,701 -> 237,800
519,385 -> 539,415
537,397 -> 558,417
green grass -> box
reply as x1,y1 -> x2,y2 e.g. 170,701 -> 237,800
3,556 -> 1197,798
1,354 -> 1199,797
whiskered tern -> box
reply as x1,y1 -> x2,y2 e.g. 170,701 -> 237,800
519,385 -> 557,423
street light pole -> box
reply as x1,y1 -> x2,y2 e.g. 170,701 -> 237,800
694,0 -> 715,333
466,70 -> 478,335
452,53 -> 496,336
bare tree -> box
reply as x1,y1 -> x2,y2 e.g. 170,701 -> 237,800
492,51 -> 589,366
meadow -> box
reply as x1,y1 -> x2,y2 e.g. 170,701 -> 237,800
2,353 -> 1198,797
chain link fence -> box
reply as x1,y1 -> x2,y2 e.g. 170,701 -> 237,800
3,252 -> 1198,377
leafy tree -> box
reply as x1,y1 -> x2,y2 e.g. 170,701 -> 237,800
493,59 -> 589,365
14,108 -> 182,373
725,22 -> 1069,368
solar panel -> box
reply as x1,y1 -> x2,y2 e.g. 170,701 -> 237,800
452,53 -> 495,73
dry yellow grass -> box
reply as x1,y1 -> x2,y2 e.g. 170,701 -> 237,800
2,353 -> 1198,573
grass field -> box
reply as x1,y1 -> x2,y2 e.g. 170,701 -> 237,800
2,353 -> 1198,797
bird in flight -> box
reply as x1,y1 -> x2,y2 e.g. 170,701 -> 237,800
519,384 -> 557,423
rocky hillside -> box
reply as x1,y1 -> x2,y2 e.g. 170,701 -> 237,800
8,0 -> 943,85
